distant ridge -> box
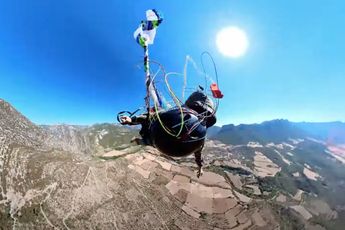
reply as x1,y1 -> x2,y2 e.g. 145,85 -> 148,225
1,98 -> 344,146
212,119 -> 345,145
0,98 -> 137,154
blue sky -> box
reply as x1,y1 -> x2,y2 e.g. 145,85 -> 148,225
0,0 -> 344,125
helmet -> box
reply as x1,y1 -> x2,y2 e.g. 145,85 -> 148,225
185,90 -> 217,128
185,90 -> 215,116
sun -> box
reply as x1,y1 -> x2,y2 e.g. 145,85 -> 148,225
216,26 -> 249,58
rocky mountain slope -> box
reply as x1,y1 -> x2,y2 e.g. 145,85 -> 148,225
1,99 -> 344,229
0,99 -> 44,148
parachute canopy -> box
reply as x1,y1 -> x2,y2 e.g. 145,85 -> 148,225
134,9 -> 163,47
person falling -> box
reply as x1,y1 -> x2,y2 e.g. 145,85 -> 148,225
120,89 -> 217,177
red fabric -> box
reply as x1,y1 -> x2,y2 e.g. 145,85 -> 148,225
210,83 -> 224,98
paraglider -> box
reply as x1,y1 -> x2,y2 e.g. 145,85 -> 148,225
118,10 -> 223,177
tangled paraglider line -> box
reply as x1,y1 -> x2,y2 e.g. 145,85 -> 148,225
118,9 -> 223,142
130,52 -> 221,139
118,9 -> 224,178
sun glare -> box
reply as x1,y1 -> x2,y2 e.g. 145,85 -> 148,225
216,26 -> 249,58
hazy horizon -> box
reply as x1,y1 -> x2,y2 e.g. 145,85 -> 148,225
2,97 -> 344,127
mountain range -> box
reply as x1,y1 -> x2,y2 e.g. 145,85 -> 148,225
1,98 -> 345,229
210,119 -> 345,145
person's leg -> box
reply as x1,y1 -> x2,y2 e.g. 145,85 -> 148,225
130,136 -> 144,145
194,149 -> 204,178
139,123 -> 153,146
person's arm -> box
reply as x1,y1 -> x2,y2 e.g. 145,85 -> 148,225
130,114 -> 147,125
120,114 -> 148,125
206,115 -> 217,128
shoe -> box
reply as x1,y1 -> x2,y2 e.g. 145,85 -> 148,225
131,137 -> 143,145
